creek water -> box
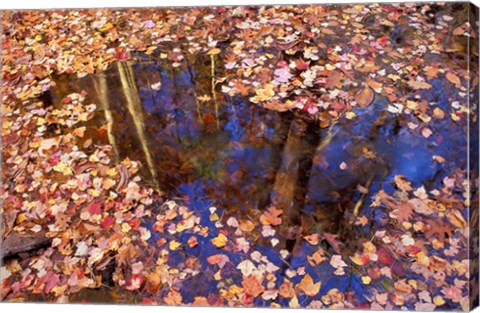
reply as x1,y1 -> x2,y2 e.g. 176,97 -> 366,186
43,49 -> 469,303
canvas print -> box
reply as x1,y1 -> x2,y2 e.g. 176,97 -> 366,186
0,2 -> 479,311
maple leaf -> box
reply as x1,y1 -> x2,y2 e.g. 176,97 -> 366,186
250,83 -> 275,103
242,275 -> 265,297
354,215 -> 369,226
394,175 -> 413,191
236,260 -> 256,276
304,233 -> 319,245
308,249 -> 326,266
164,289 -> 183,305
274,67 -> 293,83
325,70 -> 344,89
349,253 -> 370,266
259,206 -> 283,226
295,274 -> 321,296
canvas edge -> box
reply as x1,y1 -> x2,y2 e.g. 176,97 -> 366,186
468,1 -> 480,312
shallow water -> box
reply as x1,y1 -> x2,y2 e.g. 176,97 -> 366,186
43,47 -> 469,303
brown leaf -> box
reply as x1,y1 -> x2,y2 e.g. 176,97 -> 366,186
355,86 -> 374,108
323,233 -> 344,254
325,70 -> 344,89
446,72 -> 461,87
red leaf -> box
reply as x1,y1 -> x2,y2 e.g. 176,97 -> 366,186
377,247 -> 394,266
88,203 -> 103,215
101,215 -> 115,228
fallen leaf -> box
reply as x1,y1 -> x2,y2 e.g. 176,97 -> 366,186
207,48 -> 221,55
446,72 -> 461,86
355,86 -> 374,108
242,275 -> 265,297
211,233 -> 228,248
295,274 -> 321,296
260,206 -> 283,226
408,80 -> 432,90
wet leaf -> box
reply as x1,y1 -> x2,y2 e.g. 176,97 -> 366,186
211,233 -> 228,248
295,274 -> 321,296
355,86 -> 374,108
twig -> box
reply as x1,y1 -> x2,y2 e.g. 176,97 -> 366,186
210,54 -> 220,128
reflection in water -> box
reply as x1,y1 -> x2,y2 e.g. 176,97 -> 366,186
47,50 -> 467,258
118,61 -> 160,191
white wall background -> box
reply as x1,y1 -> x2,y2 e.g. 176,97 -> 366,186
0,0 -> 479,313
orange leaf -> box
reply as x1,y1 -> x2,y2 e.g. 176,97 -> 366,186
446,72 -> 461,86
350,253 -> 370,266
260,206 -> 283,226
295,274 -> 321,296
164,289 -> 182,305
207,254 -> 230,268
279,279 -> 295,298
242,275 -> 265,297
394,175 -> 413,191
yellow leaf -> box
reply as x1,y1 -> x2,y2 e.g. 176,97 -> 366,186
434,295 -> 446,306
295,274 -> 321,296
251,83 -> 275,103
169,240 -> 181,251
207,48 -> 221,55
361,276 -> 371,284
211,233 -> 228,248
408,80 -> 432,90
433,108 -> 445,119
447,209 -> 467,228
350,253 -> 370,266
239,219 -> 255,232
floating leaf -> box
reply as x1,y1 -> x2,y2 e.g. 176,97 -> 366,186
259,206 -> 283,226
207,48 -> 221,55
211,233 -> 228,248
355,86 -> 374,108
446,72 -> 461,86
408,80 -> 432,90
242,275 -> 265,297
295,274 -> 321,296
